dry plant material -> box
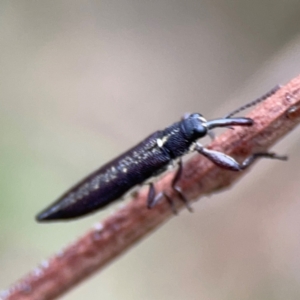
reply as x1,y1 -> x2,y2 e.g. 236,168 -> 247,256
2,75 -> 300,300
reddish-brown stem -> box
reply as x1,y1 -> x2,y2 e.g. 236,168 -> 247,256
2,75 -> 300,300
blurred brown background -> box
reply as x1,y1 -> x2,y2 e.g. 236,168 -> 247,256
1,1 -> 300,299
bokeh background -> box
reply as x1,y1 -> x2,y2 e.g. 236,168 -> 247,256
1,1 -> 300,299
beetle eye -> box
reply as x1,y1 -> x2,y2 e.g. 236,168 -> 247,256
194,123 -> 207,136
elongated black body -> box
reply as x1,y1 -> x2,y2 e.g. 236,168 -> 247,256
36,85 -> 285,222
38,123 -> 190,220
37,115 -> 209,220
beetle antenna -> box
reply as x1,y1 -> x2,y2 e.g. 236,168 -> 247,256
224,85 -> 281,119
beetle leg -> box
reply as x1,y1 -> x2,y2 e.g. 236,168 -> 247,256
239,152 -> 288,169
171,159 -> 193,212
147,160 -> 193,213
147,182 -> 156,207
195,143 -> 287,171
147,183 -> 177,214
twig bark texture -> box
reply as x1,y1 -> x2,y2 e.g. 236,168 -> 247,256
2,75 -> 300,300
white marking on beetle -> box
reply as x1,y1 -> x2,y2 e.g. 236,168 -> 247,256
156,138 -> 163,147
156,136 -> 169,148
198,116 -> 207,123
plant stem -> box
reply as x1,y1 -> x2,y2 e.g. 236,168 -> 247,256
2,75 -> 300,300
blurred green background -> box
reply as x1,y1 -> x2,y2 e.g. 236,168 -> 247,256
1,1 -> 300,299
